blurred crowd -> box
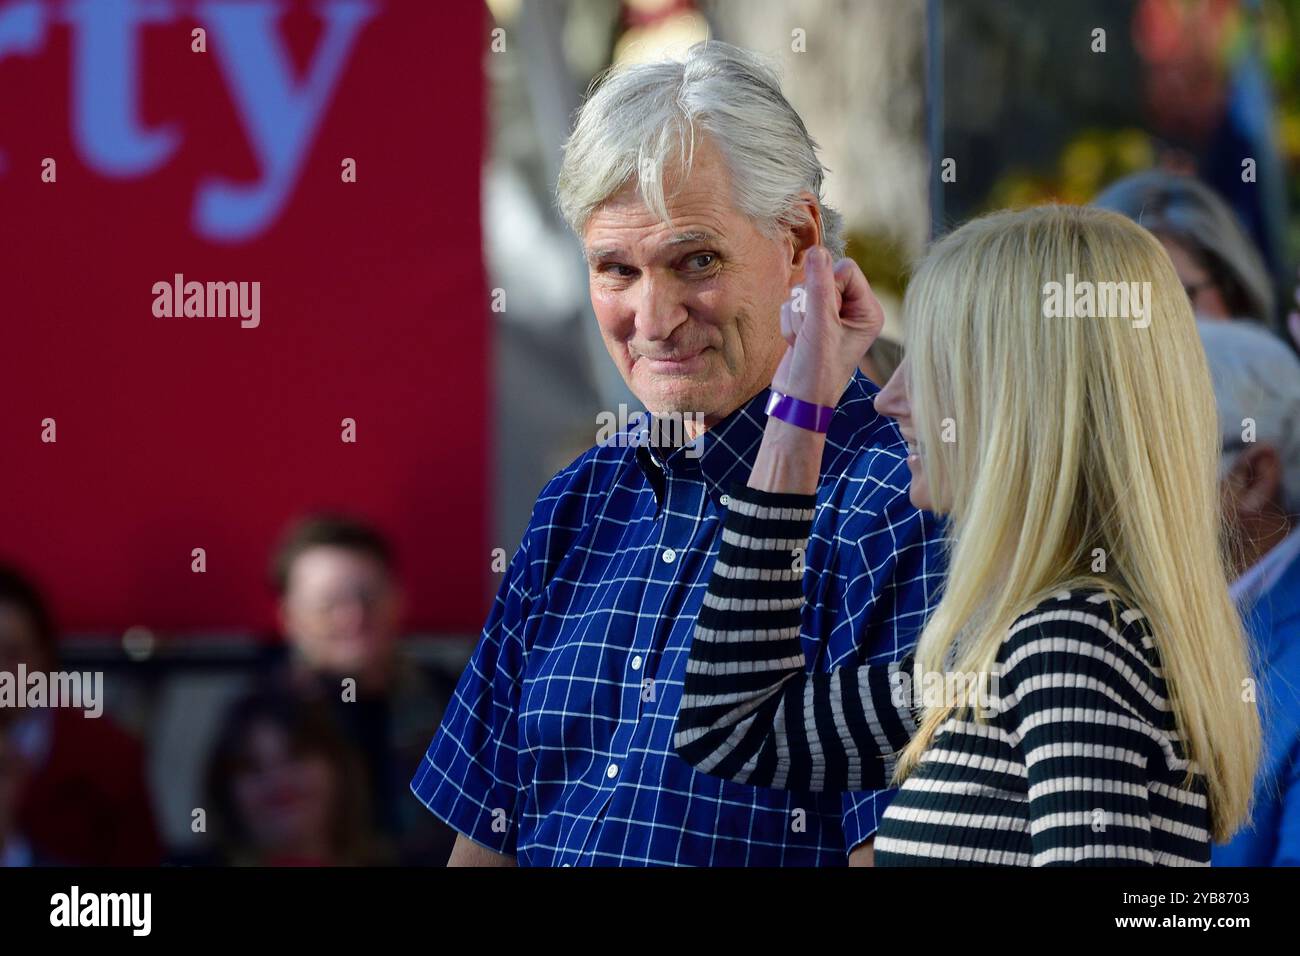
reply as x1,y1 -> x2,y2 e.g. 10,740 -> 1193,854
0,516 -> 458,866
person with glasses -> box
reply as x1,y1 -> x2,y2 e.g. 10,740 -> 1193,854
1094,170 -> 1277,329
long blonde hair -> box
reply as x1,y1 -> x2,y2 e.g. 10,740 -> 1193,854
895,204 -> 1259,841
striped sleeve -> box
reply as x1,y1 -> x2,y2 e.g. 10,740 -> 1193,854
1001,603 -> 1173,866
674,482 -> 919,792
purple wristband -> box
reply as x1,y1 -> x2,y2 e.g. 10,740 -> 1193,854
765,389 -> 835,433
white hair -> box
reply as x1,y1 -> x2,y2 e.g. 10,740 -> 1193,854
1198,319 -> 1300,513
556,41 -> 844,257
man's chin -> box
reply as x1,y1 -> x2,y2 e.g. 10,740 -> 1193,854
633,371 -> 727,419
639,387 -> 715,422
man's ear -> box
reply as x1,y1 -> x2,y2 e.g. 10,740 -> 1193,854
787,191 -> 824,283
1229,443 -> 1283,514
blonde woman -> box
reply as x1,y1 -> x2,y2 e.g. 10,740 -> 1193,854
675,205 -> 1260,865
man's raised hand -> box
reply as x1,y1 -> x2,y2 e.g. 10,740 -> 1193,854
772,246 -> 886,409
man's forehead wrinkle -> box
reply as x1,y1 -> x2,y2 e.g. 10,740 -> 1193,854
586,228 -> 713,254
664,230 -> 716,246
585,208 -> 731,263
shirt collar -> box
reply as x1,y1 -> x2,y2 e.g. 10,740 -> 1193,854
632,369 -> 879,506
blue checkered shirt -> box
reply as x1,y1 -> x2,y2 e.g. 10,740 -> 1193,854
411,370 -> 945,865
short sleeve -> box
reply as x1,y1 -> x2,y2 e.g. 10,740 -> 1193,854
409,541 -> 532,856
841,790 -> 899,854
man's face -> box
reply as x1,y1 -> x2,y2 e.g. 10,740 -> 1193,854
583,137 -> 806,429
278,547 -> 403,686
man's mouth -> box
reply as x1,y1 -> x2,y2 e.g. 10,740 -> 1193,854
636,347 -> 708,374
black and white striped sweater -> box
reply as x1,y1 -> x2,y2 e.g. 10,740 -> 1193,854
674,484 -> 1211,866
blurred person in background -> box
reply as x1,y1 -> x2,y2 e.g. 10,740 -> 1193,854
204,690 -> 383,866
0,564 -> 162,866
268,515 -> 455,865
1094,170 -> 1277,329
1200,320 -> 1300,866
413,41 -> 944,868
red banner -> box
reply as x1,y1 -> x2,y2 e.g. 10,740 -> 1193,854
0,0 -> 489,634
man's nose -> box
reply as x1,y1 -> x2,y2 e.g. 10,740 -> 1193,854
325,593 -> 372,630
634,275 -> 688,342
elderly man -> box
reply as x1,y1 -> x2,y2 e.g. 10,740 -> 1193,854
411,41 -> 943,866
1199,321 -> 1300,867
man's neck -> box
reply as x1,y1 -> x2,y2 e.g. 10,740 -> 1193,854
690,374 -> 790,440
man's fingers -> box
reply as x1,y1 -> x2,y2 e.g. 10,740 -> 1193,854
833,257 -> 883,332
831,257 -> 868,306
804,245 -> 837,322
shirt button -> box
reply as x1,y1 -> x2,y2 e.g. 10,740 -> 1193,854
662,548 -> 677,563
719,494 -> 730,507
631,655 -> 643,671
606,763 -> 619,779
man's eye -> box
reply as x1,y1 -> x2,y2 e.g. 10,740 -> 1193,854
683,253 -> 716,271
603,264 -> 638,279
